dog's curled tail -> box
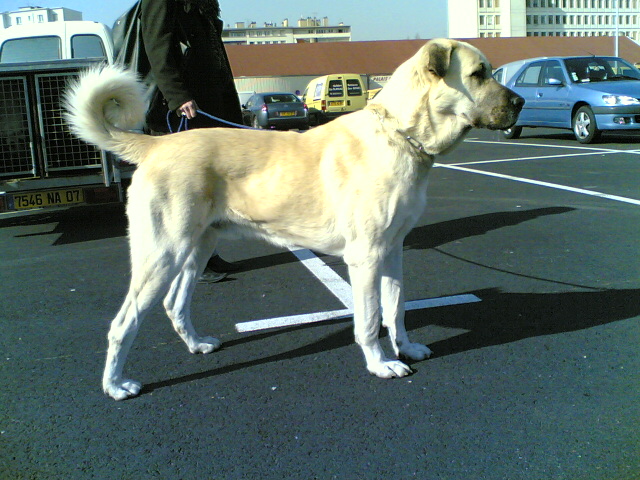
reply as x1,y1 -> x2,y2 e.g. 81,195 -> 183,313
64,65 -> 151,164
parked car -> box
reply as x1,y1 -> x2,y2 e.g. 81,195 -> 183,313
301,74 -> 368,125
496,55 -> 640,143
241,92 -> 309,130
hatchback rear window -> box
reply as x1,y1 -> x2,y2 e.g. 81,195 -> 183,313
346,79 -> 363,96
328,80 -> 344,97
264,94 -> 299,104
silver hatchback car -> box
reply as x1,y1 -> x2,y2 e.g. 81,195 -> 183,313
494,56 -> 640,143
241,92 -> 309,131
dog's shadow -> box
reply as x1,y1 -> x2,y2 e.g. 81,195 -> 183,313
142,205 -> 639,396
143,287 -> 640,396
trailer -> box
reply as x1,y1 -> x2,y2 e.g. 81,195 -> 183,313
0,21 -> 132,214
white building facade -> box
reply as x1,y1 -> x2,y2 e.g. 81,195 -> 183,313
1,6 -> 82,29
448,0 -> 640,42
222,17 -> 351,45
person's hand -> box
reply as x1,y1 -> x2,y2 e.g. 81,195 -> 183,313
178,100 -> 198,119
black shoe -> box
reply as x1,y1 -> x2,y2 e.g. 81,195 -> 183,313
207,254 -> 241,273
198,268 -> 228,283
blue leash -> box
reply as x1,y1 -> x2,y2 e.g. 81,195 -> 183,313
166,109 -> 254,133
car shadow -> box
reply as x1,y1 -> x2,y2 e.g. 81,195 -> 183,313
141,286 -> 640,396
0,203 -> 127,245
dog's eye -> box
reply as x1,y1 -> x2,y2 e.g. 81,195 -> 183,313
470,68 -> 486,79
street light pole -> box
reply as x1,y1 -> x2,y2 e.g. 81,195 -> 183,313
615,0 -> 619,57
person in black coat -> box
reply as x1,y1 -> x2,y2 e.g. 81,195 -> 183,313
141,0 -> 242,131
141,0 -> 242,280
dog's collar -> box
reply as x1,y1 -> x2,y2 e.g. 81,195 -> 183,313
397,130 -> 433,161
368,106 -> 433,161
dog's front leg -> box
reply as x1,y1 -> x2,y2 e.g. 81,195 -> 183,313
348,260 -> 413,378
381,245 -> 432,362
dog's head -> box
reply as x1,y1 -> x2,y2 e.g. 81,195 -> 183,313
371,39 -> 524,154
417,38 -> 524,131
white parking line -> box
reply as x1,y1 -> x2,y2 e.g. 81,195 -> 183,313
288,248 -> 354,309
438,164 -> 640,206
235,294 -> 482,333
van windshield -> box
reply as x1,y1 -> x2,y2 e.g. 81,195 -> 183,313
0,36 -> 62,63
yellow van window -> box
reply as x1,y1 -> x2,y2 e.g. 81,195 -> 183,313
346,79 -> 362,96
328,80 -> 343,97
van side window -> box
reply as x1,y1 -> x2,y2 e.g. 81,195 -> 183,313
71,34 -> 106,59
346,79 -> 362,96
0,36 -> 62,63
313,82 -> 324,100
328,80 -> 344,97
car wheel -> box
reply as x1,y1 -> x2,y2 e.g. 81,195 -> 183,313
572,106 -> 601,144
502,126 -> 522,139
251,116 -> 263,129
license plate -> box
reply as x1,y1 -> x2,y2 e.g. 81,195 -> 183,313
279,111 -> 296,116
11,188 -> 85,211
328,101 -> 343,107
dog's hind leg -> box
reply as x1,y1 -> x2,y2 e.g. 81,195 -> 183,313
380,245 -> 432,362
163,226 -> 222,354
347,254 -> 413,379
102,250 -> 185,401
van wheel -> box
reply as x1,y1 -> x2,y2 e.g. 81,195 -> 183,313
572,106 -> 601,144
502,126 -> 522,139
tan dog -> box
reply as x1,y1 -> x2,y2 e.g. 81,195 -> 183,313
65,39 -> 523,401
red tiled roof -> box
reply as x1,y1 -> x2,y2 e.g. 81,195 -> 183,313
226,36 -> 640,77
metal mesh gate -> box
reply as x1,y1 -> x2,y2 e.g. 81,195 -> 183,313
0,76 -> 34,177
36,72 -> 103,172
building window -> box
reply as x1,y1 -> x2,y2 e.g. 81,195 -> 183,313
37,14 -> 44,23
16,17 -> 22,25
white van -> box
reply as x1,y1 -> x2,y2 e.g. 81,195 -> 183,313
302,74 -> 367,124
0,21 -> 114,64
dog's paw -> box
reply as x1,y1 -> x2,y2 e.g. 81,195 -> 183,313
399,342 -> 433,361
104,379 -> 142,401
189,336 -> 221,354
368,359 -> 413,379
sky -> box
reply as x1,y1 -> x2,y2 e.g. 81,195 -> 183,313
2,0 -> 449,41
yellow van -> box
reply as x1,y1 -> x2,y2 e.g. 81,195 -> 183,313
302,74 -> 367,124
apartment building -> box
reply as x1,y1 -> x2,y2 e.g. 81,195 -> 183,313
222,17 -> 351,45
448,0 -> 640,42
1,6 -> 82,29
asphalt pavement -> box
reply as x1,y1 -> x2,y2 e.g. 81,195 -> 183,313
1,127 -> 639,479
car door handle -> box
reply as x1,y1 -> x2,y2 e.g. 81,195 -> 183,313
536,92 -> 543,98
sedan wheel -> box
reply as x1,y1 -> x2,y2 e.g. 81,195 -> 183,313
251,116 -> 263,129
572,106 -> 601,144
502,126 -> 522,139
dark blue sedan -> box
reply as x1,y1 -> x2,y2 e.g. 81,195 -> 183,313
495,56 -> 640,143
241,92 -> 309,131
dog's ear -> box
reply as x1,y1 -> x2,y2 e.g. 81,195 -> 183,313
426,41 -> 453,78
